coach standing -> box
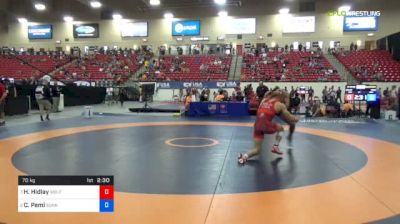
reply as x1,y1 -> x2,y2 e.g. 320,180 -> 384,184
0,79 -> 8,126
256,81 -> 269,99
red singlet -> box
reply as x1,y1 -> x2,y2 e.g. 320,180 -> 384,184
253,98 -> 280,140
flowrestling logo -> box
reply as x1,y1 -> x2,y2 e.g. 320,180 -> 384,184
327,10 -> 381,17
172,20 -> 200,36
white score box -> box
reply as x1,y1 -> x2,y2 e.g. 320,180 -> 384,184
18,198 -> 100,212
18,185 -> 100,199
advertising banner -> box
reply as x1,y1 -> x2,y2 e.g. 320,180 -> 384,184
28,25 -> 53,39
73,24 -> 99,38
172,20 -> 201,36
344,16 -> 378,31
156,81 -> 240,89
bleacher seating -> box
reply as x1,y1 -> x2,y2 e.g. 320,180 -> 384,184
0,55 -> 41,79
334,50 -> 400,82
145,55 -> 231,81
60,54 -> 141,81
17,55 -> 70,73
241,51 -> 342,82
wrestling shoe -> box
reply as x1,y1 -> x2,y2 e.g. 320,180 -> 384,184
271,144 -> 283,155
238,153 -> 248,164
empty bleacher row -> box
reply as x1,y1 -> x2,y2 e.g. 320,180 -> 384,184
141,55 -> 232,81
241,51 -> 342,82
334,50 -> 400,82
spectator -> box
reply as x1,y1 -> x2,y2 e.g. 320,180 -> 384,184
343,101 -> 354,117
322,86 -> 328,103
383,87 -> 389,97
390,85 -> 398,98
311,97 -> 323,117
256,81 -> 268,99
119,88 -> 127,107
184,92 -> 192,111
236,90 -> 244,102
289,86 -> 296,98
0,79 -> 8,126
289,93 -> 301,114
308,87 -> 314,102
336,87 -> 342,103
350,42 -> 354,51
200,89 -> 209,102
51,82 -> 61,112
215,90 -> 225,102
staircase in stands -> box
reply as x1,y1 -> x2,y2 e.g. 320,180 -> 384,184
325,53 -> 357,84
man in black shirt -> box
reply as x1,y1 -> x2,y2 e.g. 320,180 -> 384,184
52,82 -> 61,112
336,87 -> 342,104
256,81 -> 268,99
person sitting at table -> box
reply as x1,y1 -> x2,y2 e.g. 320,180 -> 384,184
215,90 -> 225,102
200,89 -> 209,102
236,91 -> 245,102
342,101 -> 354,117
184,92 -> 192,111
230,91 -> 237,101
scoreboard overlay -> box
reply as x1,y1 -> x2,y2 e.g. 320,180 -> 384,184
18,176 -> 114,213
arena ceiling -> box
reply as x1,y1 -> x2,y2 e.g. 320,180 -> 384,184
0,0 -> 399,24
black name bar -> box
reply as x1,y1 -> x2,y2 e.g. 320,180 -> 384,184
18,176 -> 114,186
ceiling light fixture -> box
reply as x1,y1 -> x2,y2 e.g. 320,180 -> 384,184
164,12 -> 173,19
90,1 -> 102,8
218,11 -> 228,17
214,0 -> 226,5
279,8 -> 290,14
63,16 -> 74,22
112,14 -> 123,20
150,0 -> 160,6
35,3 -> 46,11
18,18 -> 28,23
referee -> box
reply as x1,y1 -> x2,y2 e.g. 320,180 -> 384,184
35,75 -> 53,121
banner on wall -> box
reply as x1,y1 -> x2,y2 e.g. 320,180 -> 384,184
28,25 -> 53,40
283,16 -> 315,33
172,20 -> 201,36
225,18 -> 256,34
156,81 -> 240,89
343,16 -> 378,31
73,23 -> 99,38
121,22 -> 148,37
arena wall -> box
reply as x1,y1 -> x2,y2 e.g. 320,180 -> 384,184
2,7 -> 399,51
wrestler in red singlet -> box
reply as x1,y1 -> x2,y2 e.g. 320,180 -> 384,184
238,90 -> 299,164
253,98 -> 281,140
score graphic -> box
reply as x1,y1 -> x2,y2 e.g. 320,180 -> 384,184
18,176 -> 114,213
345,85 -> 377,102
